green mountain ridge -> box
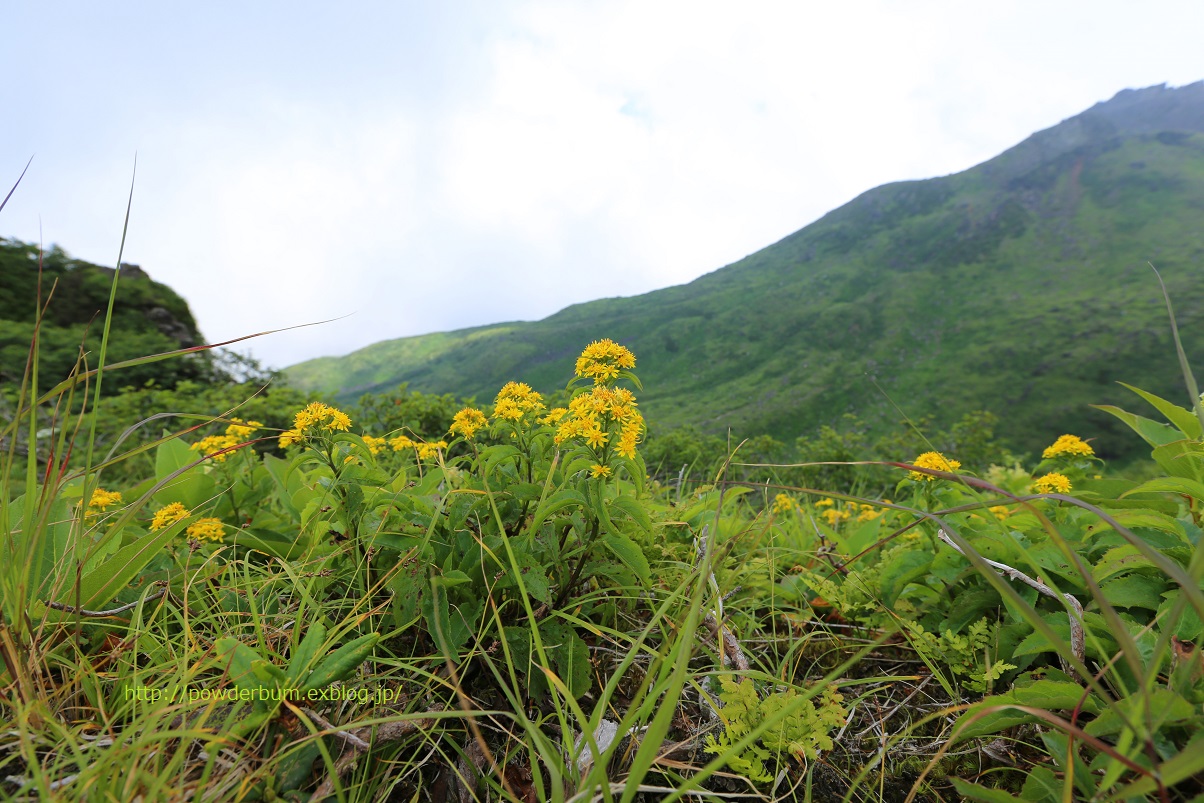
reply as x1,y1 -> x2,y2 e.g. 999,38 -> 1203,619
286,82 -> 1204,460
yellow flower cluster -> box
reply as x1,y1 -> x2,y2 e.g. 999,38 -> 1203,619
87,488 -> 123,515
150,502 -> 191,531
989,505 -> 1011,521
822,508 -> 851,526
492,382 -> 545,422
279,403 -> 351,448
855,504 -> 882,523
389,433 -> 447,461
1033,473 -> 1072,494
1042,434 -> 1094,459
191,418 -> 263,462
589,464 -> 612,478
814,498 -> 834,508
362,435 -> 388,456
555,385 -> 644,459
772,493 -> 796,514
908,451 -> 961,482
575,339 -> 636,383
186,518 -> 225,542
449,407 -> 489,440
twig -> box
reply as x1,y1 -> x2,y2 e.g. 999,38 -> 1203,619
301,708 -> 370,750
937,529 -> 1084,677
46,589 -> 167,617
307,709 -> 441,802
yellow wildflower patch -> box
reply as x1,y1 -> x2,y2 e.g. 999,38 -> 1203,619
1033,473 -> 1072,494
150,502 -> 191,531
186,518 -> 225,542
449,407 -> 488,440
362,435 -> 388,455
772,494 -> 795,514
575,339 -> 636,384
1042,434 -> 1094,459
87,488 -> 123,514
908,451 -> 961,482
989,505 -> 1011,521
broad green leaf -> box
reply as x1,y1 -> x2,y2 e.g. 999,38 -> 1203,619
601,531 -> 651,584
1093,545 -> 1157,583
1085,687 -> 1194,737
528,489 -> 587,533
55,516 -> 190,610
948,779 -> 1023,802
878,549 -> 932,607
1099,574 -> 1167,611
1019,765 -> 1061,803
154,436 -> 196,482
1091,405 -> 1182,448
303,633 -> 380,692
1151,440 -> 1204,483
285,622 -> 328,687
1123,476 -> 1204,504
1119,382 -> 1202,438
608,495 -> 652,533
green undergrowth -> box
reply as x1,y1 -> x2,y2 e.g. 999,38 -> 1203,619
2,182 -> 1204,799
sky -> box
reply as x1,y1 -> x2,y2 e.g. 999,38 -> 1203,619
3,1 -> 1203,369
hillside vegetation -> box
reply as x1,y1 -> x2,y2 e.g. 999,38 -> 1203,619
286,83 -> 1204,463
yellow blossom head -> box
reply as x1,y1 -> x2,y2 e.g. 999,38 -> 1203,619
772,494 -> 795,514
150,502 -> 191,531
191,434 -> 238,462
87,488 -> 123,515
1033,473 -> 1072,494
989,505 -> 1011,521
575,339 -> 636,384
908,451 -> 962,482
589,464 -> 612,479
362,435 -> 388,456
186,517 -> 225,542
224,418 -> 262,440
1042,434 -> 1094,460
449,407 -> 489,440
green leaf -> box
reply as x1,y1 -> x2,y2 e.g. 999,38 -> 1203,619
948,779 -> 1023,802
528,488 -> 587,533
1151,440 -> 1204,483
303,633 -> 380,693
1099,574 -> 1167,611
1093,545 -> 1157,583
878,549 -> 932,607
154,435 -> 196,482
1119,382 -> 1203,439
601,531 -> 650,584
1123,476 -> 1204,504
215,637 -> 270,693
1091,405 -> 1183,448
285,622 -> 328,687
608,495 -> 653,533
1019,765 -> 1061,803
54,517 -> 190,610
540,620 -> 592,698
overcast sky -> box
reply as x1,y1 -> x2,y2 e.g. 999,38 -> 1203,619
4,1 -> 1202,369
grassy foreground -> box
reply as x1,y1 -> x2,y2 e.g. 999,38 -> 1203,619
4,300 -> 1204,801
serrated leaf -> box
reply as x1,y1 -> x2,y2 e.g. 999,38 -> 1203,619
1100,574 -> 1167,611
878,549 -> 931,607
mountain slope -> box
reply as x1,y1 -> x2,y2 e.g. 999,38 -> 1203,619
286,82 -> 1204,460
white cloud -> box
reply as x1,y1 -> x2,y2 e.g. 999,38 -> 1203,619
3,0 -> 1203,368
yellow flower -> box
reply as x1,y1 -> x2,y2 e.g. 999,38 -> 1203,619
583,426 -> 609,449
539,407 -> 568,425
589,464 -> 612,478
772,494 -> 795,514
1042,434 -> 1094,459
821,508 -> 850,526
1033,473 -> 1072,494
150,502 -> 191,531
293,402 -> 351,433
389,434 -> 415,451
279,428 -> 304,449
186,518 -> 225,542
87,488 -> 123,514
415,441 -> 448,461
191,434 -> 238,462
224,418 -> 262,440
908,451 -> 962,482
362,435 -> 388,455
814,498 -> 834,508
989,505 -> 1011,521
856,504 -> 882,523
574,339 -> 636,384
449,407 -> 488,440
494,382 -> 545,418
